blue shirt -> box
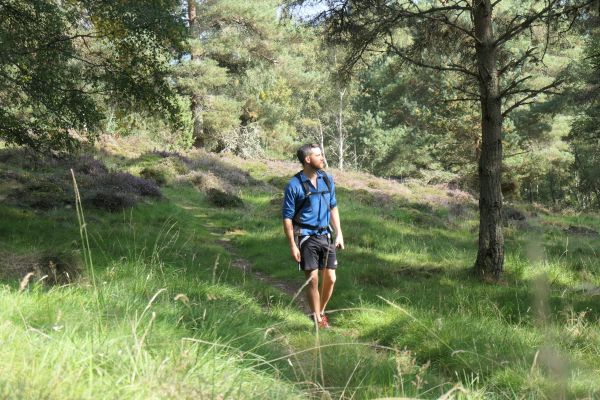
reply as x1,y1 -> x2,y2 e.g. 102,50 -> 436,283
282,170 -> 337,236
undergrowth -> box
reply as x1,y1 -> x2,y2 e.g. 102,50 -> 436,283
1,143 -> 600,399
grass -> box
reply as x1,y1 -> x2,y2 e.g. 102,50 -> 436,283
1,143 -> 600,398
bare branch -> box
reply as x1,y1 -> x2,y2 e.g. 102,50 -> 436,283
499,75 -> 533,98
502,80 -> 564,117
443,97 -> 480,102
453,84 -> 482,99
407,1 -> 471,15
494,0 -> 560,47
411,12 -> 478,41
498,47 -> 537,76
505,149 -> 532,158
385,34 -> 478,78
495,0 -> 596,47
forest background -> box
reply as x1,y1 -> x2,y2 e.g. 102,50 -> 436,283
3,0 -> 599,210
3,1 -> 600,398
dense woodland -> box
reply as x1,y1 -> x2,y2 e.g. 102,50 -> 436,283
2,0 -> 600,277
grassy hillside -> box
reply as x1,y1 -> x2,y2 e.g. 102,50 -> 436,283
1,141 -> 600,399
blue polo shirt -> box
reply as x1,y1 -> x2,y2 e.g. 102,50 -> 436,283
282,170 -> 337,236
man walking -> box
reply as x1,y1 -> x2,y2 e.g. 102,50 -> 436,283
282,143 -> 344,329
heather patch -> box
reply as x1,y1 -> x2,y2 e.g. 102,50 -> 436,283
180,170 -> 235,194
139,156 -> 189,185
206,188 -> 244,208
186,149 -> 258,187
1,150 -> 162,212
8,176 -> 70,210
85,172 -> 161,212
0,251 -> 82,287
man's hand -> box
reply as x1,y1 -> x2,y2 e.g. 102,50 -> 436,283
290,244 -> 301,262
335,233 -> 345,250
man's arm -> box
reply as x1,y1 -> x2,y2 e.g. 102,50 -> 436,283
330,206 -> 344,249
283,218 -> 301,262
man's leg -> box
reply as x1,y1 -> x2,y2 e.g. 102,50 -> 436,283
319,268 -> 336,316
304,269 -> 321,322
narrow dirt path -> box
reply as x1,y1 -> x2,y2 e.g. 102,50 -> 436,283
217,237 -> 310,314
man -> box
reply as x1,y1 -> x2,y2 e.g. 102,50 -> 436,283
282,143 -> 344,329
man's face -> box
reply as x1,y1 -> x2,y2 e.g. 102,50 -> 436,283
305,147 -> 325,170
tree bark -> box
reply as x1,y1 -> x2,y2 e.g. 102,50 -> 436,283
473,0 -> 504,280
317,119 -> 329,169
188,1 -> 204,147
337,88 -> 346,170
191,94 -> 204,147
188,0 -> 196,26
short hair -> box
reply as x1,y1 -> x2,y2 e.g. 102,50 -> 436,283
296,143 -> 320,165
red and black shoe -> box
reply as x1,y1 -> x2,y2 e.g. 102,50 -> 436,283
309,313 -> 331,329
318,313 -> 330,329
317,317 -> 330,329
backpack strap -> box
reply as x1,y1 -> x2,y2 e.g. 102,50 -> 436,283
322,173 -> 332,194
291,171 -> 333,232
292,172 -> 310,227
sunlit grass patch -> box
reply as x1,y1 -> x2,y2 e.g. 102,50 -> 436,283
3,146 -> 600,398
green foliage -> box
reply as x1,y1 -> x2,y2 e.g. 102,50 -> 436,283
0,0 -> 186,151
4,0 -> 600,211
568,25 -> 600,207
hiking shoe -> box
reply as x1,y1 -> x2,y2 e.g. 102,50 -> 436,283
317,317 -> 330,329
308,314 -> 330,329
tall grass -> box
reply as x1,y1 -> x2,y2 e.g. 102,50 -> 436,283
2,149 -> 600,398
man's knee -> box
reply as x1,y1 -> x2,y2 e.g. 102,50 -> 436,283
323,270 -> 336,285
305,271 -> 319,289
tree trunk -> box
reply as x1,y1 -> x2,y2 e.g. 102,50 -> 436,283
337,88 -> 346,170
188,0 -> 196,27
317,119 -> 329,169
191,94 -> 204,147
548,173 -> 557,205
188,1 -> 204,147
473,0 -> 504,280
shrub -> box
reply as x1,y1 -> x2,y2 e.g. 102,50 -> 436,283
9,176 -> 70,210
206,188 -> 243,208
0,251 -> 82,287
71,154 -> 108,176
86,190 -> 137,212
140,157 -> 189,185
140,166 -> 170,185
1,150 -> 163,212
151,150 -> 193,166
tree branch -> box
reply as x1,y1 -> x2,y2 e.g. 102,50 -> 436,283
499,75 -> 533,98
443,97 -> 480,102
494,0 -> 560,47
410,12 -> 478,41
498,47 -> 537,76
385,34 -> 478,78
494,0 -> 596,47
502,80 -> 564,117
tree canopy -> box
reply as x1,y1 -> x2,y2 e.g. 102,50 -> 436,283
2,1 -> 600,277
0,0 -> 186,151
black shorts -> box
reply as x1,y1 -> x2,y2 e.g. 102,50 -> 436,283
297,234 -> 337,271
